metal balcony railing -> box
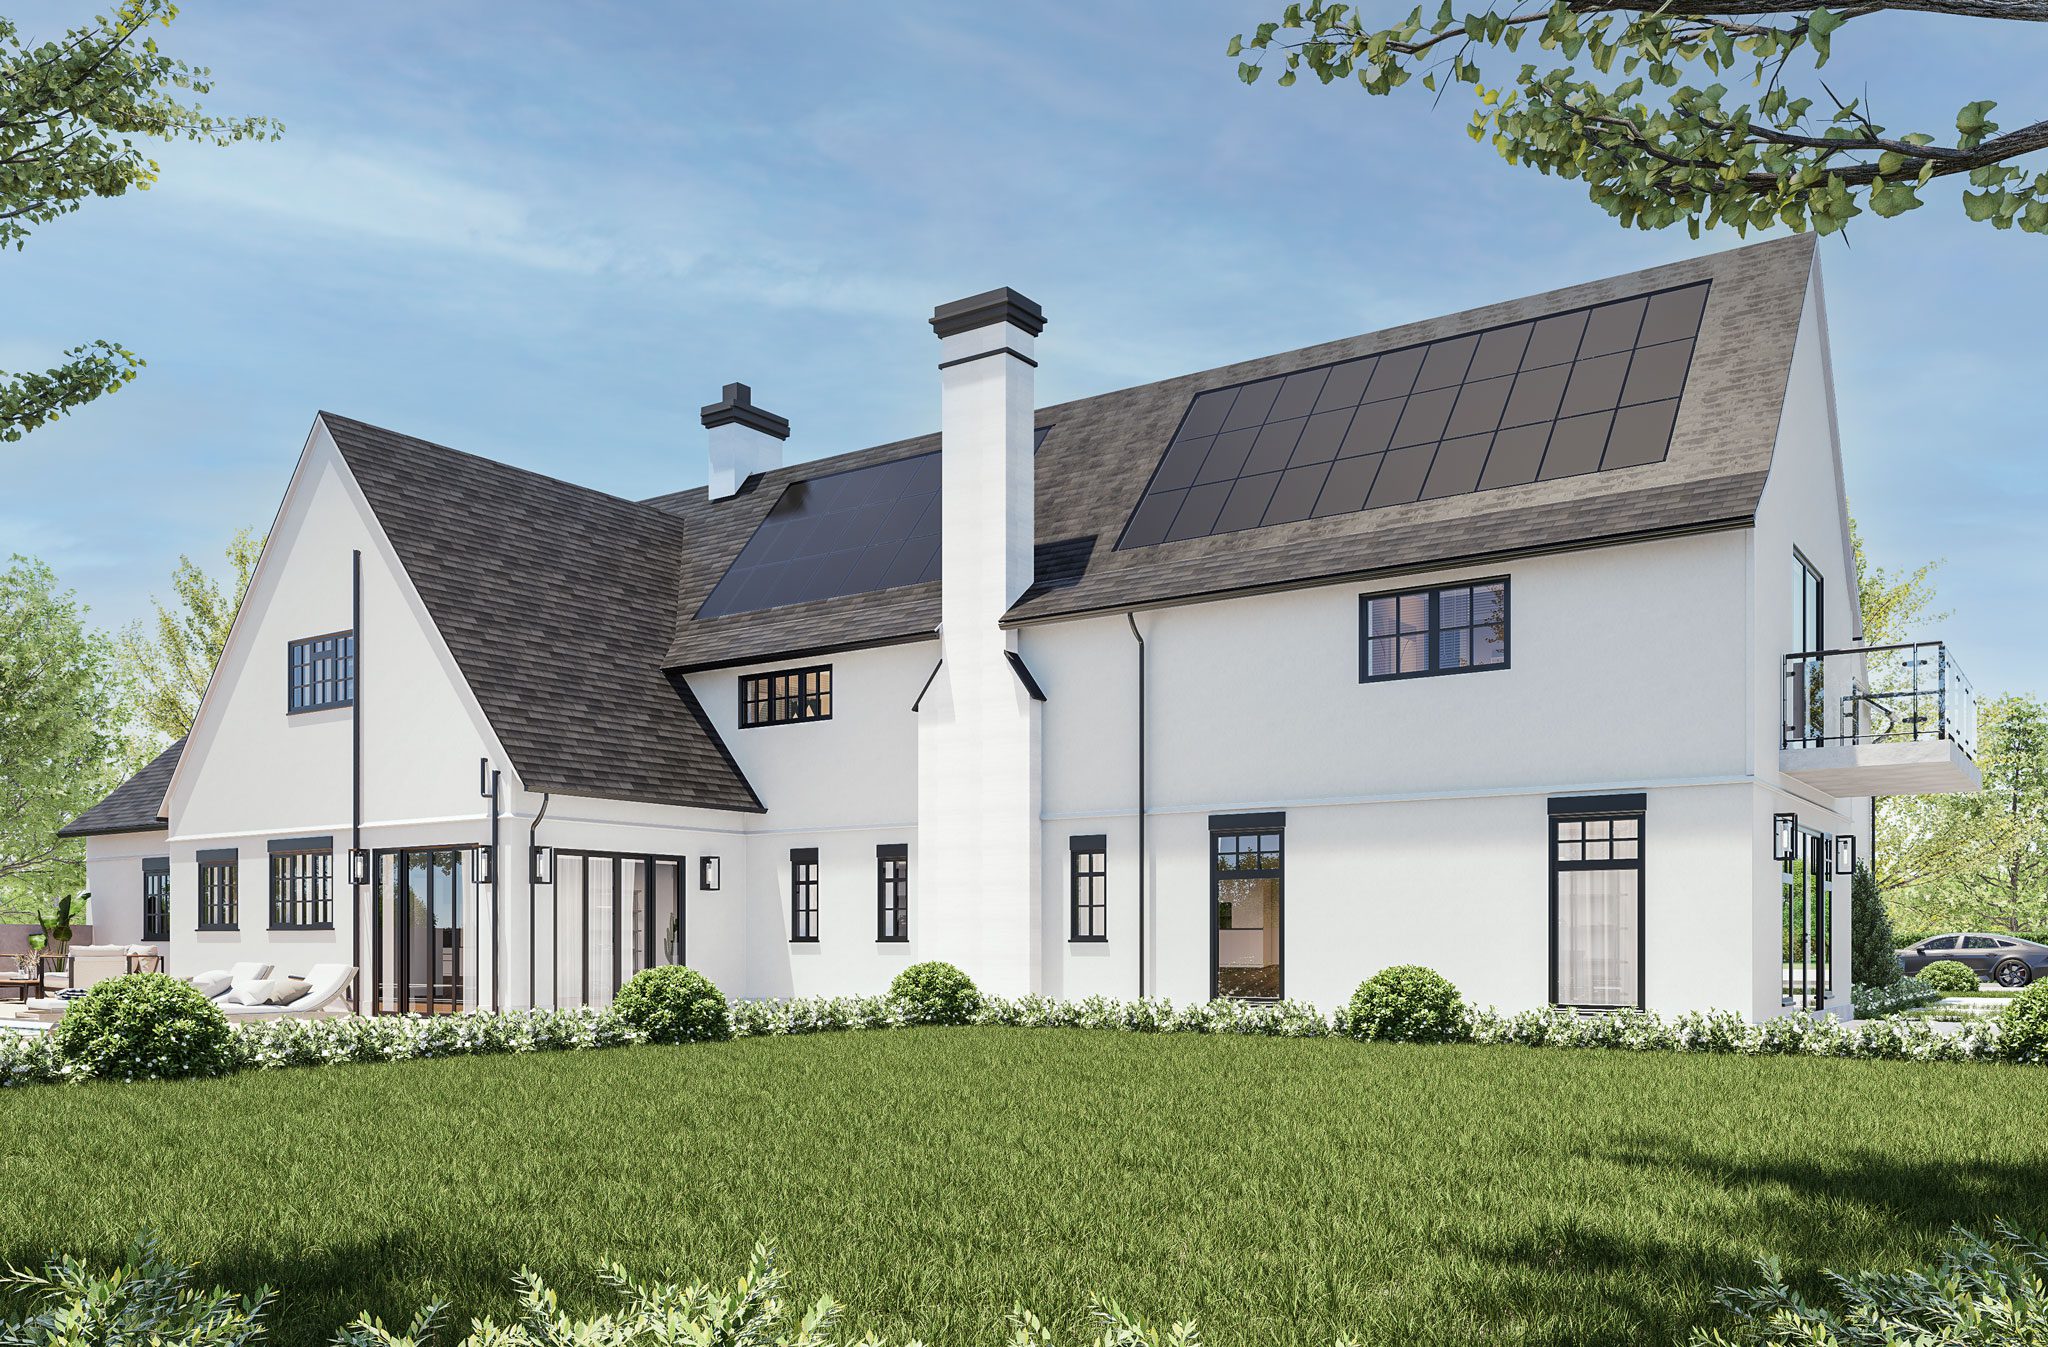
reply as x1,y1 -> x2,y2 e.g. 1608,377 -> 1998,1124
1782,641 -> 1976,760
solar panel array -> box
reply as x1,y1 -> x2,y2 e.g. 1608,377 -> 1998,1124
1116,282 -> 1709,550
696,451 -> 942,618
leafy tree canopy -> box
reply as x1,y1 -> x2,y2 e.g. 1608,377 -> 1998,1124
2,0 -> 279,443
118,527 -> 261,747
1231,0 -> 2048,237
0,556 -> 134,912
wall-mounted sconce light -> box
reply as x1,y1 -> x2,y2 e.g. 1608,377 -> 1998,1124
699,855 -> 721,891
530,845 -> 555,886
471,844 -> 496,886
479,757 -> 494,798
1772,812 -> 1799,862
348,848 -> 372,886
1834,833 -> 1857,877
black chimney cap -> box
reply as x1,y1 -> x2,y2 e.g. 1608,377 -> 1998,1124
699,382 -> 790,439
930,288 -> 1046,339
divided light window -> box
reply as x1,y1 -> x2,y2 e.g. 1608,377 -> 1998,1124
1550,797 -> 1645,1011
791,848 -> 819,942
740,665 -> 832,727
141,859 -> 170,942
1361,579 -> 1507,681
288,631 -> 356,713
1070,835 -> 1107,942
197,850 -> 239,930
876,844 -> 908,942
269,838 -> 335,930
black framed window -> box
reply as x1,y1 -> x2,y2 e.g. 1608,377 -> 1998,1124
876,843 -> 908,942
1360,579 -> 1508,681
141,859 -> 170,942
1211,815 -> 1284,1000
1782,829 -> 1831,1009
197,849 -> 239,930
269,837 -> 335,930
1549,795 -> 1645,1010
288,631 -> 356,713
791,848 -> 819,942
740,664 -> 833,727
1790,550 -> 1826,746
1070,835 -> 1107,942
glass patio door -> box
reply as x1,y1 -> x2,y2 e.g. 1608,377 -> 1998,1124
1781,830 -> 1830,1009
548,853 -> 686,1009
373,848 -> 469,1015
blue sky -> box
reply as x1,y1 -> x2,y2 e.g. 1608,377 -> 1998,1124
4,2 -> 2041,695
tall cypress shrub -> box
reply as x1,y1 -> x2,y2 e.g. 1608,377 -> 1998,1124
1849,863 -> 1904,988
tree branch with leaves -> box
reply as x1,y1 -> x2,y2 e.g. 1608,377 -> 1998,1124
2,0 -> 279,443
1230,0 -> 2048,236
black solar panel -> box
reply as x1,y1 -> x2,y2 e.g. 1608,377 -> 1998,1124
1116,282 -> 1709,550
697,452 -> 942,618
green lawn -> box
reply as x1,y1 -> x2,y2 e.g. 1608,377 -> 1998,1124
4,1029 -> 2046,1346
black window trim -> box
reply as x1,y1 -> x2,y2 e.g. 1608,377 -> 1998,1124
790,846 -> 820,943
1358,576 -> 1511,683
738,663 -> 834,728
1546,795 -> 1646,1012
286,628 -> 357,714
1069,834 -> 1108,943
267,835 -> 337,931
1208,814 -> 1285,1002
141,856 -> 171,942
876,842 -> 908,943
196,847 -> 239,931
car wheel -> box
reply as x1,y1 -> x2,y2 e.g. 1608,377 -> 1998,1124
1995,960 -> 2033,989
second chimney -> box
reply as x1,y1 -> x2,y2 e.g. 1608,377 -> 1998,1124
700,382 -> 789,500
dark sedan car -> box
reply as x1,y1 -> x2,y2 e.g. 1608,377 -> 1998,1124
1898,933 -> 2048,988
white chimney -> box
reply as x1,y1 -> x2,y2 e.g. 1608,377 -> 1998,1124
700,382 -> 788,500
916,287 -> 1045,997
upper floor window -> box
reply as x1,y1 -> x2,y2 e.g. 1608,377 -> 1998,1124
141,859 -> 170,942
269,837 -> 335,930
740,664 -> 832,727
876,844 -> 908,942
1070,836 -> 1107,942
197,849 -> 238,930
791,848 -> 819,942
288,631 -> 356,713
1360,580 -> 1507,681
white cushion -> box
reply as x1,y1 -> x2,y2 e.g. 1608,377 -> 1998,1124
223,976 -> 279,1007
188,971 -> 233,998
266,977 -> 310,1006
226,961 -> 274,983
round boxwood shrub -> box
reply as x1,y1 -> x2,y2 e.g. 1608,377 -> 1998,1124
612,966 -> 731,1044
1346,965 -> 1469,1044
890,961 -> 982,1026
1918,959 -> 1979,994
1999,983 -> 2048,1063
51,973 -> 235,1081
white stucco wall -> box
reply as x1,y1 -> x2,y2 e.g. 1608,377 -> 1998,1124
80,829 -> 167,951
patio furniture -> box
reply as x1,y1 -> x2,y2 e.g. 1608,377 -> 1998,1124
219,964 -> 358,1019
20,947 -> 135,1015
0,973 -> 41,1003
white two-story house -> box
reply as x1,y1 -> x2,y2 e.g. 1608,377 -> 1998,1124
62,233 -> 1979,1021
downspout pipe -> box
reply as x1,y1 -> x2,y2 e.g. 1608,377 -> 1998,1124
528,791 -> 550,1011
1126,613 -> 1146,999
349,550 -> 363,1012
483,764 -> 501,1012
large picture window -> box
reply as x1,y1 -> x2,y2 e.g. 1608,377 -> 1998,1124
791,848 -> 819,942
876,844 -> 908,942
1070,835 -> 1107,942
740,665 -> 832,727
269,837 -> 335,930
197,849 -> 239,930
141,858 -> 170,942
1360,579 -> 1508,681
288,631 -> 356,713
1549,795 -> 1644,1010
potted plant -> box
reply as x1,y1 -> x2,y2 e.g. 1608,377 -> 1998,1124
36,893 -> 80,960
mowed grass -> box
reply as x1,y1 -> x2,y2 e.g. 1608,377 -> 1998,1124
4,1030 -> 2047,1346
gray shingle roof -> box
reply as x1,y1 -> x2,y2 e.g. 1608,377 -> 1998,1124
323,415 -> 762,813
58,738 -> 182,837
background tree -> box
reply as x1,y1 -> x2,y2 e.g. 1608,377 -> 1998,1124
0,556 -> 134,914
1231,1 -> 2048,237
1915,694 -> 2048,934
2,0 -> 278,443
1848,863 -> 1902,987
117,527 -> 261,747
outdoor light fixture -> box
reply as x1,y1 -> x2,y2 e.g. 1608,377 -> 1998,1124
471,844 -> 495,887
530,844 -> 555,886
1772,812 -> 1799,862
479,756 -> 493,798
699,856 -> 721,891
1834,833 -> 1857,876
348,848 -> 371,886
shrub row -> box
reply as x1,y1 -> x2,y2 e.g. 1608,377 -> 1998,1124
1849,976 -> 1942,1017
1916,959 -> 1981,993
8,962 -> 2046,1091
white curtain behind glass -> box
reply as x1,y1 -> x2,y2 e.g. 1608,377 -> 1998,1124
1557,869 -> 1639,1006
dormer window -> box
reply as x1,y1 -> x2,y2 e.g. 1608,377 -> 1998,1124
739,664 -> 832,727
288,631 -> 356,713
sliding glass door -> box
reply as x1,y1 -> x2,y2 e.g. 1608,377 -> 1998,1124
372,848 -> 471,1015
543,852 -> 685,1010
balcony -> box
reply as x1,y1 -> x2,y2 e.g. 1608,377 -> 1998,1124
1780,641 -> 1981,797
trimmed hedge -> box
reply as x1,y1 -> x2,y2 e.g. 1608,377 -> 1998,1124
1918,959 -> 1979,994
888,961 -> 982,1026
611,966 -> 731,1044
1344,966 -> 1469,1043
50,973 -> 235,1082
2002,983 -> 2048,1064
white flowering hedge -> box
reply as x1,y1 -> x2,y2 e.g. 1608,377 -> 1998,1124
2,981 -> 2039,1091
1850,976 -> 1943,1018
